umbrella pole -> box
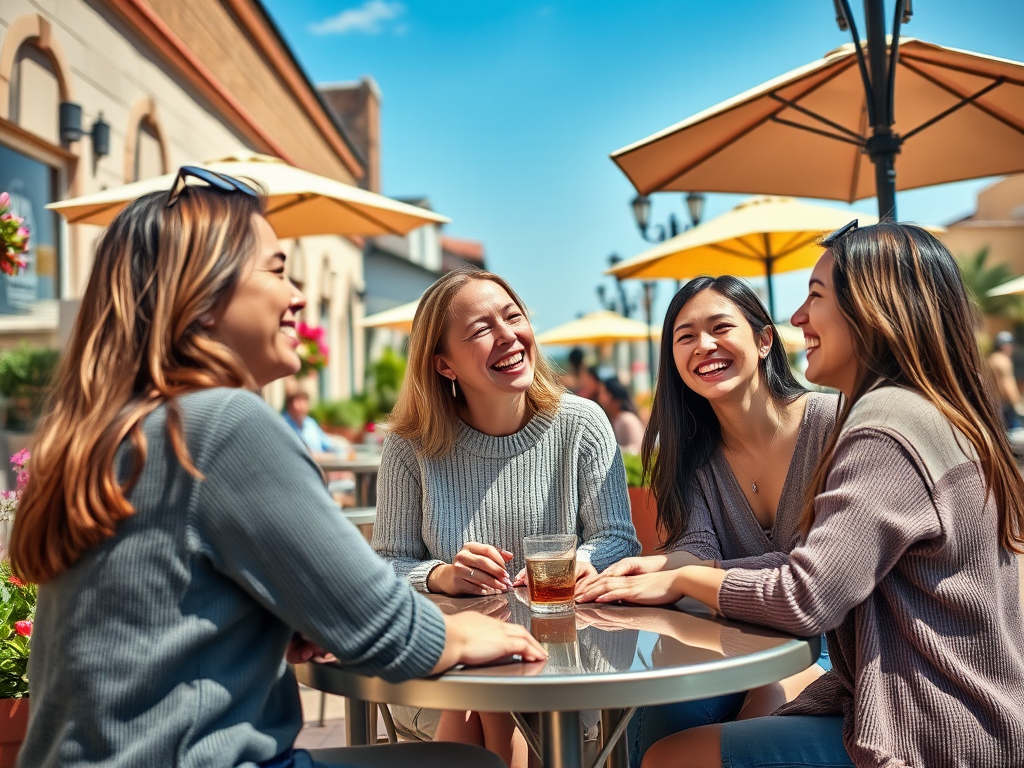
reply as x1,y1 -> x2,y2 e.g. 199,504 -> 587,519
765,258 -> 776,321
853,0 -> 904,220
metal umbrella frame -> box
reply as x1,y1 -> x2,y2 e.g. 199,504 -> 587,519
612,1 -> 1024,220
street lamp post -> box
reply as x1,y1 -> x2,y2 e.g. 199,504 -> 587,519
627,191 -> 707,387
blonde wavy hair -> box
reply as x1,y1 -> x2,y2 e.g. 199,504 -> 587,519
389,266 -> 563,457
11,185 -> 266,583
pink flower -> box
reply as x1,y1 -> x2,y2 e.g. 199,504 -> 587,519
16,227 -> 29,238
14,620 -> 32,637
11,449 -> 30,469
0,192 -> 9,207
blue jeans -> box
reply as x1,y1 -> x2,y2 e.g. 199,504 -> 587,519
721,715 -> 852,767
629,636 -> 831,766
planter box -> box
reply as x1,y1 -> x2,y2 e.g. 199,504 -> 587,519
627,486 -> 661,556
0,697 -> 29,768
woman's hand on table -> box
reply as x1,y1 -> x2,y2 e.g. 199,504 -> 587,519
286,633 -> 336,664
432,611 -> 547,673
427,543 -> 514,595
575,569 -> 686,605
575,565 -> 726,611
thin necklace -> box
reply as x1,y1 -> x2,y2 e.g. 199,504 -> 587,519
728,407 -> 781,494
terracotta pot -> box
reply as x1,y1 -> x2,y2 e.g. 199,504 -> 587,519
0,697 -> 29,768
627,486 -> 661,556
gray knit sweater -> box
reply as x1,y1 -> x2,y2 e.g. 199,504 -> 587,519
719,386 -> 1024,768
372,393 -> 640,590
20,389 -> 447,768
676,392 -> 837,569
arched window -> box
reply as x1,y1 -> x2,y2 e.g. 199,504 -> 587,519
133,119 -> 165,181
8,43 -> 60,144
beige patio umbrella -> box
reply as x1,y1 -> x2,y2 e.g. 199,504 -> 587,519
988,276 -> 1024,297
47,151 -> 449,237
535,311 -> 660,346
608,196 -> 883,317
359,299 -> 420,333
612,38 -> 1024,219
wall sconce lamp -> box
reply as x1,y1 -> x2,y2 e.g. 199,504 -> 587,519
58,102 -> 111,159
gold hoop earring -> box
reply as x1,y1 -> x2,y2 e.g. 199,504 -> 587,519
451,377 -> 457,398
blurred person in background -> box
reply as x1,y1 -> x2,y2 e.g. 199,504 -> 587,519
987,330 -> 1022,430
9,176 -> 545,768
597,374 -> 645,454
282,388 -> 343,458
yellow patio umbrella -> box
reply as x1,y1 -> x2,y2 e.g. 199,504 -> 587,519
47,152 -> 449,237
612,38 -> 1024,220
535,311 -> 660,346
359,299 -> 420,333
607,196 -> 881,317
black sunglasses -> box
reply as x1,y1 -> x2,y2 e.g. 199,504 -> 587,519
821,219 -> 858,248
166,166 -> 258,208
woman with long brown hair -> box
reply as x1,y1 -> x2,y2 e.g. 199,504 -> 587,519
373,265 -> 640,765
578,222 -> 1024,767
9,171 -> 545,768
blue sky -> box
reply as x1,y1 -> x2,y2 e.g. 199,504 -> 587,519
263,0 -> 1024,330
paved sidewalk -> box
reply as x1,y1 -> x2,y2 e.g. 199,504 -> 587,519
295,686 -> 392,750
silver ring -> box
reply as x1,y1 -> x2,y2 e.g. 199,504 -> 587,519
468,568 -> 475,579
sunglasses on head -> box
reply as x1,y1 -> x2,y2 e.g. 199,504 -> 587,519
166,166 -> 258,208
821,219 -> 858,248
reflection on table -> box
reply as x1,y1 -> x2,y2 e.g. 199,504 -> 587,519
297,589 -> 820,768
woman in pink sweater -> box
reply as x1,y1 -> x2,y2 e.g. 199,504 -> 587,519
578,221 -> 1024,768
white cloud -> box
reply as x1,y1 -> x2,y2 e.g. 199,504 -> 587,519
309,1 -> 406,36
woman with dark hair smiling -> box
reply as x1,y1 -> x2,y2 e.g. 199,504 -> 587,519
579,275 -> 838,764
579,223 -> 1024,768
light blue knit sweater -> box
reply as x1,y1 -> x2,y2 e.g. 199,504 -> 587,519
373,393 -> 640,590
21,389 -> 447,768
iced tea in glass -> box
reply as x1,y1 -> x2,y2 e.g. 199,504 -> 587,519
524,534 -> 576,613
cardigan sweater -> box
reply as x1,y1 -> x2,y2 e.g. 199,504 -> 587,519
20,389 -> 447,768
675,392 -> 837,568
719,386 -> 1024,768
372,393 -> 640,590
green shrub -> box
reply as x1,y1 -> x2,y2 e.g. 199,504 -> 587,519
365,347 -> 407,420
310,398 -> 368,429
0,345 -> 59,430
621,451 -> 648,488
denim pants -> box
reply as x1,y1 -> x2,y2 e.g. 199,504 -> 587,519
628,636 -> 831,766
720,715 -> 852,767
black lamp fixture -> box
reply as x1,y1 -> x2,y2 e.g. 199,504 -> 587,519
58,101 -> 111,159
630,191 -> 706,244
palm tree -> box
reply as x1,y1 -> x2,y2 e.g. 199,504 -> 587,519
957,248 -> 1024,322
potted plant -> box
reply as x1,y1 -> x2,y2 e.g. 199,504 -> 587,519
621,451 -> 661,556
0,346 -> 60,433
1,450 -> 33,768
310,398 -> 369,444
294,322 -> 328,380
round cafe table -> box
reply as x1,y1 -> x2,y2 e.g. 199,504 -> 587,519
296,589 -> 820,768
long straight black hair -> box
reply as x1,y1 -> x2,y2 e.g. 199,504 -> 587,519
643,276 -> 806,550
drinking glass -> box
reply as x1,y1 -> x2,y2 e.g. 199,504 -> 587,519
523,534 -> 577,614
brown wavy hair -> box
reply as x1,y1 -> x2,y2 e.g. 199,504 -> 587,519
389,266 -> 563,457
800,222 -> 1024,553
10,186 -> 266,582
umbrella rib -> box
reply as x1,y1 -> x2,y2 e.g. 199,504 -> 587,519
899,51 -> 1024,89
647,58 -> 859,192
64,200 -> 125,223
327,196 -> 405,236
848,106 -> 869,203
770,116 -> 866,146
774,233 -> 822,259
264,193 -> 313,217
902,78 -> 1006,142
767,93 -> 865,141
706,242 -> 771,263
899,59 -> 1024,138
732,236 -> 769,259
